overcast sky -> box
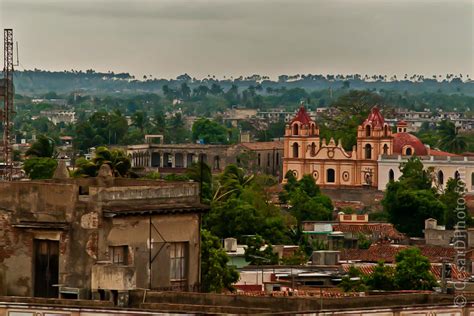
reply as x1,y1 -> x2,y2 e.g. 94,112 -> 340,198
0,0 -> 472,79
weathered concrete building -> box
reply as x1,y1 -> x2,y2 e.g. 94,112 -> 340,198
0,171 -> 208,299
128,141 -> 284,178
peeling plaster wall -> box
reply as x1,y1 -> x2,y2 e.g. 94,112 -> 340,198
106,213 -> 200,289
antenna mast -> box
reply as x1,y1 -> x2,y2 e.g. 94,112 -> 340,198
2,29 -> 14,180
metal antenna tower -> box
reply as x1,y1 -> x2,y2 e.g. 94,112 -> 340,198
2,29 -> 14,180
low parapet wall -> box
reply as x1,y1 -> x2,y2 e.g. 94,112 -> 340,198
131,290 -> 457,313
321,187 -> 384,210
0,293 -> 468,315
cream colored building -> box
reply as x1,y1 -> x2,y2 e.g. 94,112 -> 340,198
378,154 -> 474,192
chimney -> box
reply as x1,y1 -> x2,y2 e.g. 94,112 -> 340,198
224,238 -> 237,252
425,218 -> 437,230
311,250 -> 340,265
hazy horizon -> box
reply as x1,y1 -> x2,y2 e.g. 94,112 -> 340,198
1,0 -> 473,79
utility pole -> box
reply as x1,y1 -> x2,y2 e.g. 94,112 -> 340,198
2,29 -> 15,180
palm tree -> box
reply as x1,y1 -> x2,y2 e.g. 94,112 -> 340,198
213,164 -> 253,202
131,111 -> 146,133
93,147 -> 131,177
437,120 -> 467,154
73,147 -> 131,177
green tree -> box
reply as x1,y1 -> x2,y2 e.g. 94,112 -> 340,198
384,182 -> 446,236
73,147 -> 131,177
280,174 -> 333,223
440,178 -> 473,229
74,110 -> 129,150
244,235 -> 279,265
213,164 -> 253,202
437,120 -> 467,154
365,261 -> 395,291
394,248 -> 437,290
339,266 -> 367,292
201,230 -> 239,293
167,113 -> 190,143
320,90 -> 387,150
398,157 -> 433,190
383,157 -> 446,236
289,189 -> 333,223
192,118 -> 228,144
131,111 -> 147,134
23,157 -> 58,180
25,135 -> 55,158
185,161 -> 212,202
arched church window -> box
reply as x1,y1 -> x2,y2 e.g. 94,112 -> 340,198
438,170 -> 444,185
365,144 -> 372,159
311,123 -> 316,136
327,169 -> 335,183
383,144 -> 389,155
405,147 -> 413,156
389,169 -> 394,182
311,142 -> 317,156
384,125 -> 389,137
366,125 -> 371,137
455,170 -> 460,181
292,143 -> 299,158
293,124 -> 299,136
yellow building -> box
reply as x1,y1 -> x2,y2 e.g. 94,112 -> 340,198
283,105 -> 392,187
283,105 -> 474,192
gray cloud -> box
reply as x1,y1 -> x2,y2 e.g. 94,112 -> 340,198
0,0 -> 472,78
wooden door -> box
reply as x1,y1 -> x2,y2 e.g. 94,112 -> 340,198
34,239 -> 59,298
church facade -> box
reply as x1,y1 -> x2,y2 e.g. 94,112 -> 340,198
282,105 -> 474,193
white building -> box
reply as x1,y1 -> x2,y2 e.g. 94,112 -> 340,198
378,154 -> 474,193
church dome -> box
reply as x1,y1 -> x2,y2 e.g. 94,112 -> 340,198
393,132 -> 428,155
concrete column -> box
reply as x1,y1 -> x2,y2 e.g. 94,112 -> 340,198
171,153 -> 175,168
183,152 -> 188,168
160,152 -> 164,168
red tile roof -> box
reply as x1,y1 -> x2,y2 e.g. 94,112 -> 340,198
340,244 -> 456,263
240,141 -> 284,151
363,106 -> 385,128
341,263 -> 469,281
291,105 -> 313,125
397,120 -> 408,126
429,149 -> 458,157
332,223 -> 405,240
393,132 -> 428,155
